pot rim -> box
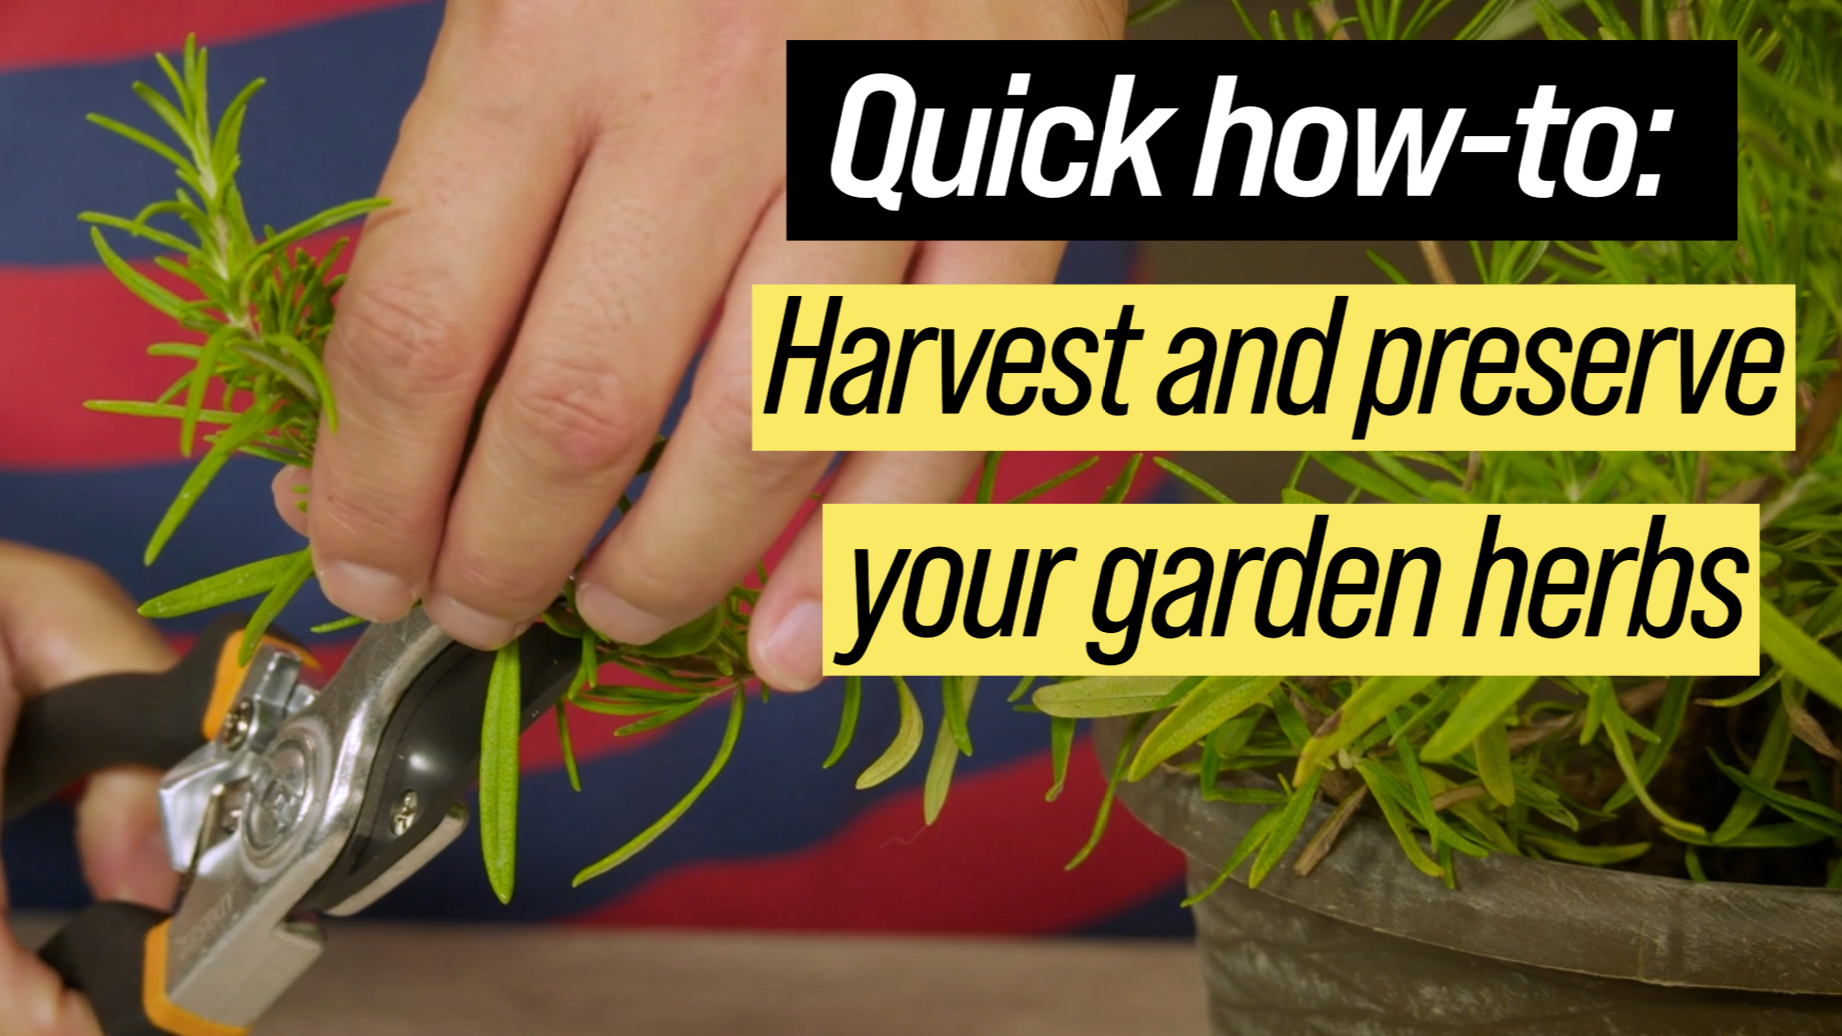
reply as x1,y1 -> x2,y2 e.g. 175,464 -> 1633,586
1096,715 -> 1842,996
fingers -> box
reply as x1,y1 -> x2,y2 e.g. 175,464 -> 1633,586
0,548 -> 175,893
750,452 -> 982,691
422,113 -> 779,650
0,545 -> 165,1036
306,8 -> 588,625
741,241 -> 1065,690
0,944 -> 100,1036
574,195 -> 912,645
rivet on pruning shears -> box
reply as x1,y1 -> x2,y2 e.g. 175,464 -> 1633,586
220,699 -> 255,750
390,789 -> 418,836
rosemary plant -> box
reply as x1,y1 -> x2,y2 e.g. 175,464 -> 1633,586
88,0 -> 1842,910
84,37 -> 782,903
1051,0 -> 1842,895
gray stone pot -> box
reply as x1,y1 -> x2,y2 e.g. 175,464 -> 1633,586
1095,717 -> 1842,1035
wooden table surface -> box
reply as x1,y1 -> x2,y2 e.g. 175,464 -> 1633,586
13,915 -> 1208,1036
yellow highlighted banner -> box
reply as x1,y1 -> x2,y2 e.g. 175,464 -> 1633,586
821,504 -> 1759,677
754,284 -> 1795,451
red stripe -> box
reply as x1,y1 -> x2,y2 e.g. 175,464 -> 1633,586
0,228 -> 356,469
571,737 -> 1186,932
0,0 -> 427,72
0,263 -> 184,467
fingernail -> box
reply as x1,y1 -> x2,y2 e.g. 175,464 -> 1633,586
577,584 -> 675,646
756,600 -> 823,691
317,561 -> 415,622
85,828 -> 178,910
429,593 -> 525,650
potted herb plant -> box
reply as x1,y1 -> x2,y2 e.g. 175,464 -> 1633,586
1023,0 -> 1842,1031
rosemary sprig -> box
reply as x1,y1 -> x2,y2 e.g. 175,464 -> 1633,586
81,36 -> 383,661
85,37 -> 1044,901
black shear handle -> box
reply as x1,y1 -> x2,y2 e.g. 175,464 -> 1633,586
6,615 -> 278,1036
3,615 -> 256,822
36,903 -> 190,1036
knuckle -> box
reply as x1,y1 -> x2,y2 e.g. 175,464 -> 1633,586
690,366 -> 757,450
438,547 -> 558,615
312,485 -> 427,558
503,353 -> 649,473
689,370 -> 819,485
464,0 -> 564,53
334,278 -> 476,399
735,446 -> 820,488
602,545 -> 705,620
432,2 -> 605,145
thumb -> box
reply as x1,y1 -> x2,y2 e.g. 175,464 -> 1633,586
0,546 -> 175,693
0,545 -> 168,1036
0,545 -> 178,908
75,768 -> 177,912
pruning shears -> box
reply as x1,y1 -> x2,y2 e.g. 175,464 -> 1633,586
3,609 -> 580,1035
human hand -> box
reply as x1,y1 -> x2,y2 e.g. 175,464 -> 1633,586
0,543 -> 178,1036
275,0 -> 1124,689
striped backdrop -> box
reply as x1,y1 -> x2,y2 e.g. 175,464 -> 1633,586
0,0 -> 1191,936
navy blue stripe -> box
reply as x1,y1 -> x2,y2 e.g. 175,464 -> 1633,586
0,2 -> 442,265
0,6 -> 1147,273
0,458 -> 346,638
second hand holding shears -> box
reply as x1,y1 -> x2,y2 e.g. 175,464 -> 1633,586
3,608 -> 580,1035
